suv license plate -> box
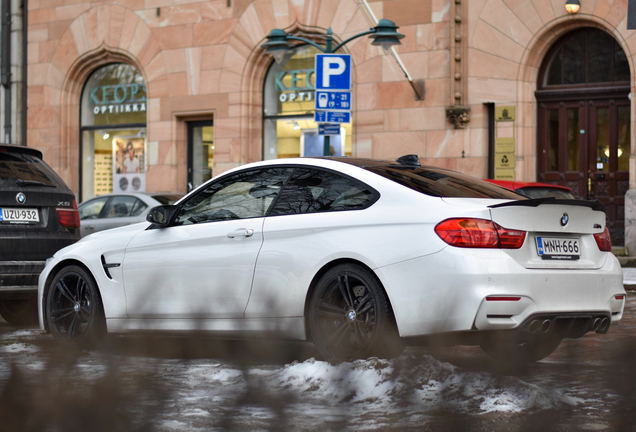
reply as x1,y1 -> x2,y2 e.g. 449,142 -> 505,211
0,208 -> 39,224
536,237 -> 580,260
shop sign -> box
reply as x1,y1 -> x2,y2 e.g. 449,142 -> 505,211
495,106 -> 515,122
495,138 -> 515,153
494,169 -> 515,180
494,137 -> 515,178
495,153 -> 515,169
275,68 -> 315,103
90,83 -> 147,115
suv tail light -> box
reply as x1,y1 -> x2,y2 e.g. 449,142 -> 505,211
435,218 -> 526,249
594,227 -> 612,252
56,199 -> 80,229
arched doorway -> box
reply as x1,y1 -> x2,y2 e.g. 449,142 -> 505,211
537,28 -> 630,245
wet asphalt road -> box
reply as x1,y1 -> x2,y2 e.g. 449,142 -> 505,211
0,294 -> 635,431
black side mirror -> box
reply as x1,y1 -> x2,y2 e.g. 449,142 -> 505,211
146,205 -> 177,227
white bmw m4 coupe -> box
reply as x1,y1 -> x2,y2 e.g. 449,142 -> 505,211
38,155 -> 625,362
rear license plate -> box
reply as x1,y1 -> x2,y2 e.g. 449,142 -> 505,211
536,237 -> 580,260
0,208 -> 39,224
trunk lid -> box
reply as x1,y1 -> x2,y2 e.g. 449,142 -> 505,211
488,199 -> 607,269
441,198 -> 608,269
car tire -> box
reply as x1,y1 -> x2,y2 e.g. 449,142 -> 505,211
0,297 -> 39,326
480,333 -> 562,364
308,264 -> 404,361
45,265 -> 106,345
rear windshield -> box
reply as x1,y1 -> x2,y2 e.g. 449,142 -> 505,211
0,151 -> 61,188
365,165 -> 524,199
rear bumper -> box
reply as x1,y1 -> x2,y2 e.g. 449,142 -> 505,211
376,247 -> 625,338
0,260 -> 45,297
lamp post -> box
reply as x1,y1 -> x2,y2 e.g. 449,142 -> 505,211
262,20 -> 404,156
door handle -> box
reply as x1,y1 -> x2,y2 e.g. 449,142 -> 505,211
227,229 -> 254,239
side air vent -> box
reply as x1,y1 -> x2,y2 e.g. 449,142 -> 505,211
101,255 -> 120,280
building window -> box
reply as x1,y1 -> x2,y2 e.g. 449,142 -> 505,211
541,28 -> 630,88
262,46 -> 352,159
80,63 -> 147,201
187,121 -> 214,192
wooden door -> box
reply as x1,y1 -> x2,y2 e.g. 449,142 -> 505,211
538,95 -> 630,245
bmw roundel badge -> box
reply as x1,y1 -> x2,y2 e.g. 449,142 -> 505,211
561,213 -> 569,227
16,192 -> 26,205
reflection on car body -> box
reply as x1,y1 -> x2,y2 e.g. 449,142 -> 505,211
485,180 -> 576,200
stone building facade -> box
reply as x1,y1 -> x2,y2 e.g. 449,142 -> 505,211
26,0 -> 636,244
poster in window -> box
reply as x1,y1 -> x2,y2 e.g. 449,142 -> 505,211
94,153 -> 113,195
112,137 -> 146,193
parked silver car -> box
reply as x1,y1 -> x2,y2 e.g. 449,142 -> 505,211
78,192 -> 182,237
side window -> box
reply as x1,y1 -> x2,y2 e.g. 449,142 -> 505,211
130,199 -> 149,216
270,168 -> 376,216
104,196 -> 138,218
78,197 -> 109,220
174,168 -> 294,226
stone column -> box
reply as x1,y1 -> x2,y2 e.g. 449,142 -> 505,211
624,189 -> 636,255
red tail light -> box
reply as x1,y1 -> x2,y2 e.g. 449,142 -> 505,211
435,218 -> 526,249
486,296 -> 521,301
56,199 -> 80,229
593,227 -> 612,252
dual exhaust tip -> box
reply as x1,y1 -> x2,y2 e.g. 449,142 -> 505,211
528,319 -> 553,334
528,317 -> 609,334
591,317 -> 610,333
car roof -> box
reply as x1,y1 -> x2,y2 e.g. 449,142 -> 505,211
79,192 -> 182,205
0,144 -> 43,159
485,179 -> 573,192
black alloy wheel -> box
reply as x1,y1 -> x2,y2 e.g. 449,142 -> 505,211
46,265 -> 105,344
308,264 -> 404,361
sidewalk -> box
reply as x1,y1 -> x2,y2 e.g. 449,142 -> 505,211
623,267 -> 636,291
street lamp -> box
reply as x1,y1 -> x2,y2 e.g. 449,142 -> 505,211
262,19 -> 404,62
565,0 -> 580,13
262,20 -> 404,156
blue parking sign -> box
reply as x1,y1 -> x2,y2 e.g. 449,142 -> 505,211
315,91 -> 351,111
314,110 -> 351,124
315,54 -> 351,91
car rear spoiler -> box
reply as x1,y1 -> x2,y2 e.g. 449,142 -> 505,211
489,197 -> 606,213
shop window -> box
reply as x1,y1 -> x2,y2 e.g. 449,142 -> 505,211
80,63 -> 147,201
262,46 -> 352,159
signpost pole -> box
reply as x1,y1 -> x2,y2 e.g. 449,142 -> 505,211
323,135 -> 330,156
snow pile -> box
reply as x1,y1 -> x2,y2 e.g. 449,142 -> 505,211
0,342 -> 39,354
250,354 -> 581,414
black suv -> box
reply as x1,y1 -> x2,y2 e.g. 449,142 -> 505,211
0,144 -> 80,324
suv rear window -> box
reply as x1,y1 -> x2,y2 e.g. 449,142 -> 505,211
0,151 -> 60,188
365,165 -> 524,199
